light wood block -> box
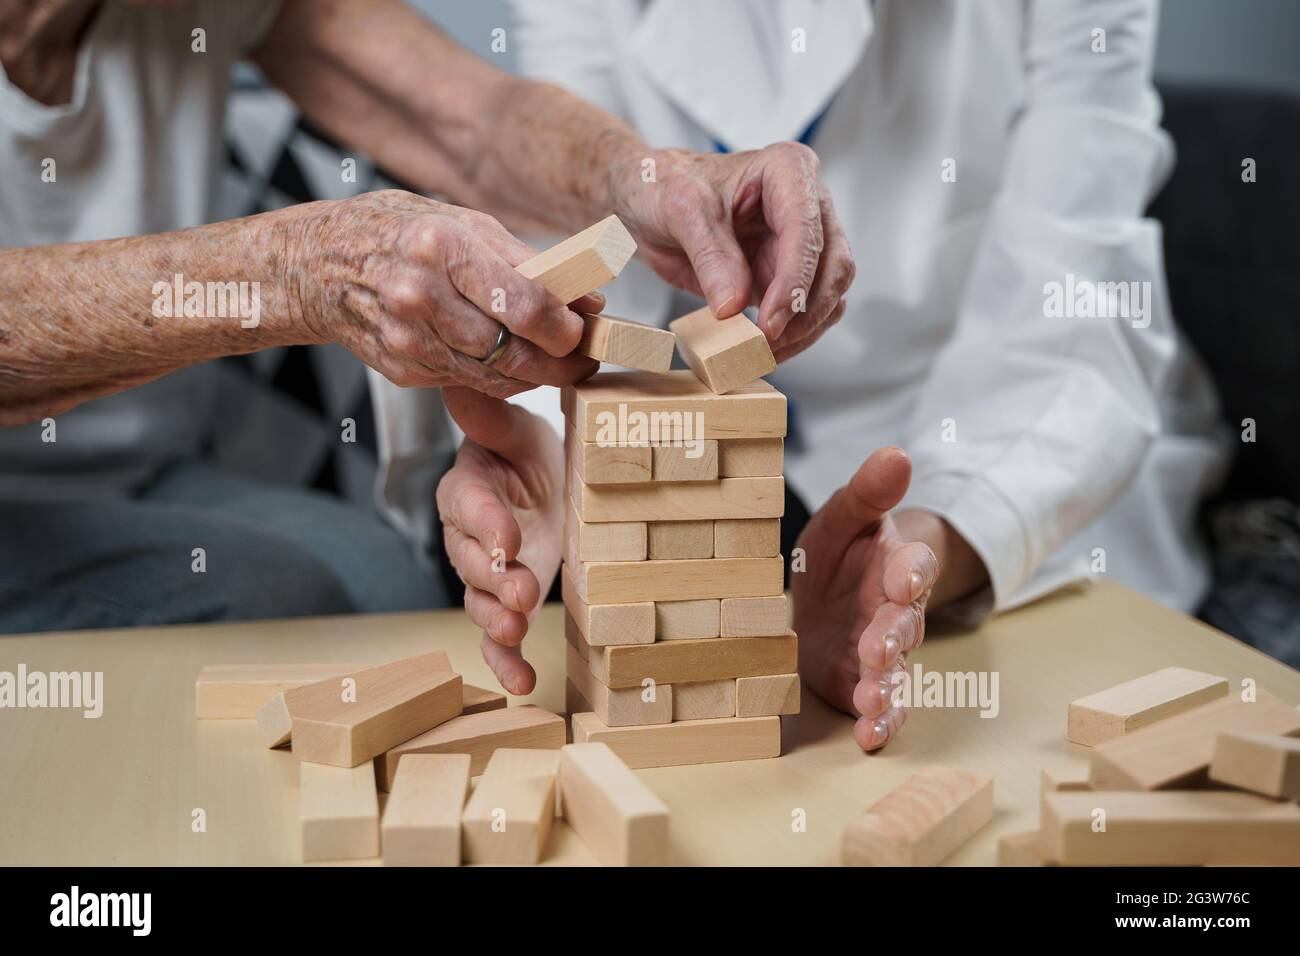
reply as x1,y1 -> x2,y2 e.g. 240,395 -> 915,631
841,768 -> 994,867
578,313 -> 675,372
573,476 -> 784,524
515,215 -> 636,304
672,679 -> 736,721
375,705 -> 566,791
651,442 -> 718,482
714,518 -> 780,558
574,556 -> 784,604
263,678 -> 494,741
566,425 -> 651,485
720,595 -> 789,638
1089,690 -> 1300,790
717,438 -> 784,477
571,711 -> 781,769
1041,765 -> 1091,793
565,635 -> 672,728
586,633 -> 798,689
736,674 -> 800,717
647,520 -> 713,560
997,830 -> 1054,867
462,748 -> 561,864
655,599 -> 720,641
195,661 -> 370,718
300,760 -> 380,862
1209,732 -> 1300,799
564,497 -> 646,562
1068,666 -> 1229,746
561,565 -> 654,646
669,306 -> 776,395
566,678 -> 593,718
559,743 -> 669,866
562,370 -> 786,442
1041,790 -> 1300,866
381,754 -> 471,867
462,684 -> 507,716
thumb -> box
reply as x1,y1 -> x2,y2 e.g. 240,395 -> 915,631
670,195 -> 752,318
444,386 -> 528,458
811,446 -> 913,550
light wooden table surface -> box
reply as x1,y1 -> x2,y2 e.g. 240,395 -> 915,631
1,580 -> 1297,866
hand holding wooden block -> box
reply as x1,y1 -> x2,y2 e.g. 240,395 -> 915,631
515,215 -> 636,305
670,306 -> 776,394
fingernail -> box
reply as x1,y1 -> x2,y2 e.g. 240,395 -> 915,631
872,720 -> 890,744
503,581 -> 519,611
882,633 -> 900,666
908,570 -> 925,602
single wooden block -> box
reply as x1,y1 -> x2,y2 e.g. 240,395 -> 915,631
571,711 -> 781,769
1089,690 -> 1300,790
647,520 -> 713,559
565,636 -> 672,728
651,442 -> 718,482
713,518 -> 780,558
562,370 -> 786,442
1040,765 -> 1091,793
587,633 -> 798,689
462,748 -> 561,864
719,595 -> 789,638
655,599 -> 721,641
515,215 -> 636,304
574,556 -> 784,604
381,753 -> 471,867
1208,732 -> 1300,799
672,679 -> 736,721
462,684 -> 507,716
375,705 -> 566,791
717,438 -> 784,478
1041,790 -> 1300,866
561,565 -> 654,646
573,476 -> 784,524
566,425 -> 651,485
195,661 -> 370,718
577,313 -> 675,372
841,768 -> 995,867
564,497 -> 646,562
300,760 -> 380,862
261,677 -> 495,742
997,830 -> 1054,867
669,306 -> 776,395
559,743 -> 669,866
736,674 -> 800,717
1068,667 -> 1229,746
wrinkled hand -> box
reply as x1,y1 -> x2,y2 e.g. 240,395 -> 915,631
792,447 -> 939,751
291,189 -> 599,398
610,143 -> 854,362
435,386 -> 566,694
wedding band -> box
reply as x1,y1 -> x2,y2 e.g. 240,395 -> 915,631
479,324 -> 511,366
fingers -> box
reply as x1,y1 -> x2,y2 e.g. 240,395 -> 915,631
464,585 -> 528,646
443,386 -> 561,470
769,192 -> 854,355
480,631 -> 536,696
665,185 -> 752,318
882,540 -> 940,608
811,447 -> 913,555
857,599 -> 926,672
436,470 -> 521,560
771,296 -> 844,364
853,704 -> 908,752
752,144 -> 826,339
442,522 -> 541,614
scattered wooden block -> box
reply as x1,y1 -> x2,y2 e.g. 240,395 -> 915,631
561,565 -> 654,646
195,661 -> 369,718
736,674 -> 800,717
997,830 -> 1054,867
565,635 -> 672,728
719,595 -> 789,638
564,497 -> 646,563
572,475 -> 784,524
300,760 -> 380,862
647,520 -> 713,559
655,599 -> 721,641
462,748 -> 561,864
672,679 -> 736,721
559,743 -> 669,866
462,684 -> 507,716
1089,690 -> 1300,790
651,442 -> 718,482
1041,790 -> 1300,866
375,705 -> 566,791
717,437 -> 784,478
381,754 -> 471,867
515,215 -> 636,304
573,555 -> 784,604
841,768 -> 995,867
1068,667 -> 1229,746
571,711 -> 781,769
566,426 -> 651,485
577,313 -> 675,371
713,518 -> 780,558
586,633 -> 798,689
1041,765 -> 1091,793
669,306 -> 776,394
1209,732 -> 1300,799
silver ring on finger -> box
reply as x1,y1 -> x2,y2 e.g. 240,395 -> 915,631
478,324 -> 511,366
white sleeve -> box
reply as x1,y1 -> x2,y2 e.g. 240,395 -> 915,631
507,0 -> 625,114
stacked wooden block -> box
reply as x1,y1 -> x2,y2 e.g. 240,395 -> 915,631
560,369 -> 800,769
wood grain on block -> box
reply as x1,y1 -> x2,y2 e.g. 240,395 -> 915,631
655,599 -> 720,641
1041,790 -> 1300,866
720,595 -> 789,638
574,556 -> 784,604
375,705 -> 566,791
587,633 -> 798,689
651,442 -> 718,482
647,520 -> 713,559
515,215 -> 636,304
672,679 -> 736,721
717,438 -> 784,478
559,743 -> 669,866
1068,667 -> 1229,746
1089,690 -> 1300,790
300,760 -> 380,862
578,313 -> 675,372
571,711 -> 781,769
565,635 -> 672,728
462,748 -> 561,864
566,425 -> 651,485
562,370 -> 786,442
195,661 -> 369,718
561,565 -> 654,646
714,518 -> 780,558
997,831 -> 1054,867
381,753 -> 471,867
841,768 -> 994,867
573,476 -> 784,524
462,684 -> 507,716
565,497 -> 646,562
735,674 -> 800,717
669,306 -> 776,395
1208,732 -> 1300,799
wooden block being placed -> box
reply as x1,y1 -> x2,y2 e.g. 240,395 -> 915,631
1068,667 -> 1229,746
1209,732 -> 1300,799
736,674 -> 800,717
300,760 -> 380,862
669,306 -> 776,395
566,636 -> 672,728
195,661 -> 369,718
562,566 -> 654,646
998,830 -> 1054,867
717,438 -> 784,478
566,426 -> 651,485
573,476 -> 784,524
462,748 -> 561,864
651,442 -> 718,482
578,313 -> 675,372
587,633 -> 798,689
841,768 -> 995,867
672,679 -> 736,721
714,518 -> 780,558
562,370 -> 786,442
462,684 -> 507,716
1041,790 -> 1300,866
375,705 -> 566,791
559,743 -> 669,866
572,711 -> 781,769
515,215 -> 636,304
647,520 -> 713,559
655,599 -> 720,641
720,595 -> 789,638
565,498 -> 646,562
1089,690 -> 1300,790
574,556 -> 784,604
381,754 -> 471,867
